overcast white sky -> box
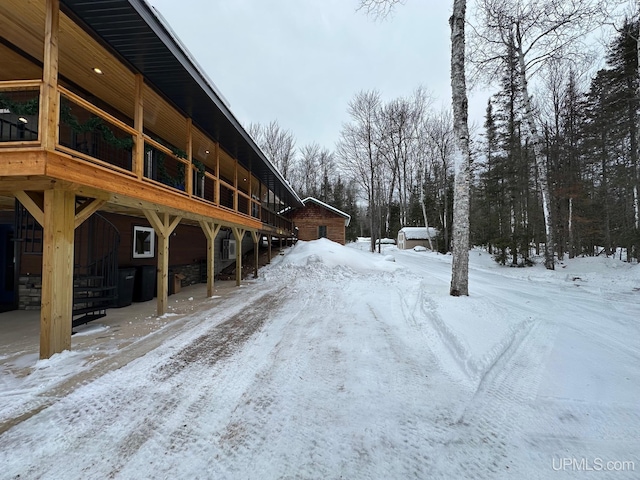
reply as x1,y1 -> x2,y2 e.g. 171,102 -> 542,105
146,0 -> 487,151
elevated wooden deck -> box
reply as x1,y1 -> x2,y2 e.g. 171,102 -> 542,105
0,0 -> 300,358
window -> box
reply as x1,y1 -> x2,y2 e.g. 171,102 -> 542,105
133,226 -> 155,258
318,225 -> 327,239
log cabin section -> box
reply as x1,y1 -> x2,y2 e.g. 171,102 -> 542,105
0,0 -> 302,358
288,197 -> 351,245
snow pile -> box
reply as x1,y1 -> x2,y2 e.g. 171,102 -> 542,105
277,238 -> 402,274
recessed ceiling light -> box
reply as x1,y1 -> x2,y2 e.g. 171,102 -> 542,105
93,67 -> 103,75
18,117 -> 28,124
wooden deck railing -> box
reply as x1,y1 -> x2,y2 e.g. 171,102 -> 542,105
1,80 -> 294,233
0,80 -> 42,147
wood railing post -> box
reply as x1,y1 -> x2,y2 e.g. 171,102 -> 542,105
215,143 -> 220,205
233,158 -> 238,212
133,74 -> 144,179
186,118 -> 193,196
42,0 -> 59,151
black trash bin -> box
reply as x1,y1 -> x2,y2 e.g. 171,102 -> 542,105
133,265 -> 155,302
113,267 -> 136,308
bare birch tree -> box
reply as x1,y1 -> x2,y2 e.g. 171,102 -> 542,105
337,90 -> 384,252
248,120 -> 296,181
427,108 -> 456,253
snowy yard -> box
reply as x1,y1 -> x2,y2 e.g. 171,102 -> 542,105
1,239 -> 639,479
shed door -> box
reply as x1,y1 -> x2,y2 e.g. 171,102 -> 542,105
318,225 -> 327,239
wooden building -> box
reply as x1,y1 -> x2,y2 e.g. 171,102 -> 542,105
0,0 -> 302,358
288,197 -> 351,245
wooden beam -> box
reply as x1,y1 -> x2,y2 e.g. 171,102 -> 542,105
40,189 -> 75,359
42,0 -> 60,150
74,198 -> 105,229
133,74 -> 144,179
0,178 -> 56,195
0,150 -> 48,175
15,191 -> 44,226
143,210 -> 182,316
42,152 -> 263,230
232,227 -> 245,286
251,230 -> 260,278
199,220 -> 221,297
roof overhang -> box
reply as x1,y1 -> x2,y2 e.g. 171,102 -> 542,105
60,0 -> 302,207
301,197 -> 351,227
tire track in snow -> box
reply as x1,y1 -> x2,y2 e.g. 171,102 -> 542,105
210,269 -> 364,478
439,321 -> 559,478
112,283 -> 296,477
177,275 -> 324,479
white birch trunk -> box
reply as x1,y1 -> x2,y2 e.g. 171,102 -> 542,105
449,0 -> 471,296
516,44 -> 555,270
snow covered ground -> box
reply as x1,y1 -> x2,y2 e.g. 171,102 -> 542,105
1,238 -> 639,479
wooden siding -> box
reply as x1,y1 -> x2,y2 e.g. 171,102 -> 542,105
289,204 -> 346,245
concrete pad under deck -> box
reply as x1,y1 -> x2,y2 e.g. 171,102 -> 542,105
0,281 -> 241,379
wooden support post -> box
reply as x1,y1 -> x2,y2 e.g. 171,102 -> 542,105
42,0 -> 60,150
232,227 -> 245,286
199,220 -> 221,297
40,189 -> 75,358
133,74 -> 144,179
267,234 -> 272,264
251,231 -> 260,278
144,210 -> 182,316
17,190 -> 103,359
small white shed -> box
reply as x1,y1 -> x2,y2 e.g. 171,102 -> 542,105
397,227 -> 438,250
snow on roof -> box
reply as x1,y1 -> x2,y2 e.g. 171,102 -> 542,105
302,197 -> 351,227
398,227 -> 438,240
